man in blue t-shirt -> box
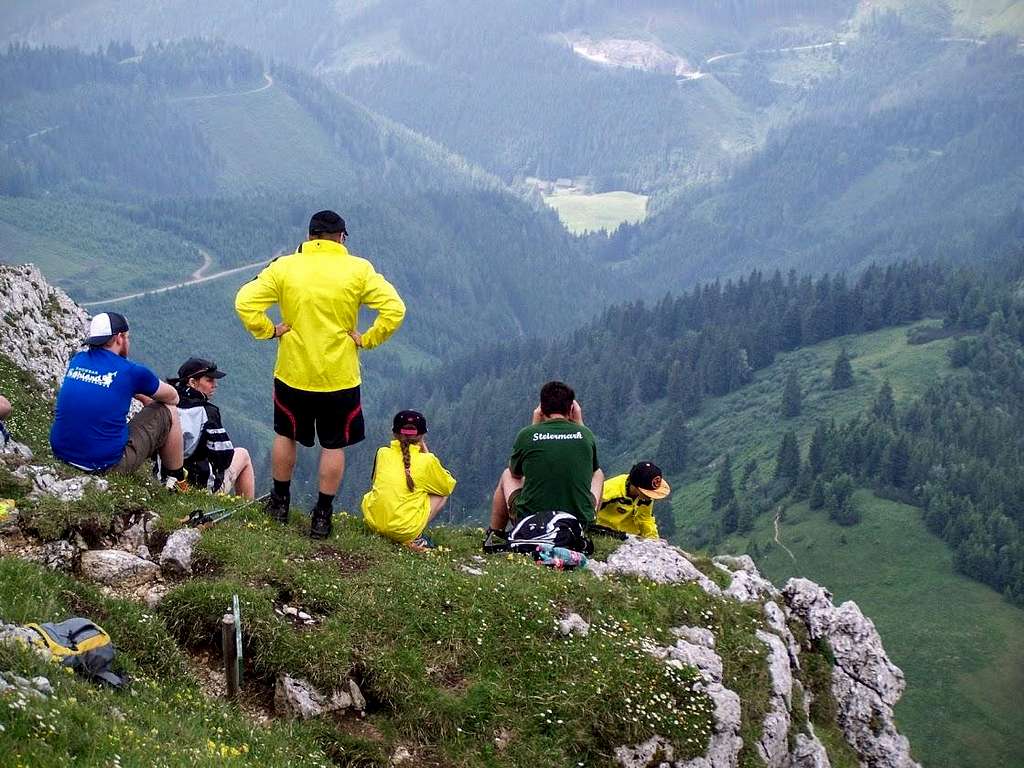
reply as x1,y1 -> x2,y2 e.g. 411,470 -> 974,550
50,312 -> 188,489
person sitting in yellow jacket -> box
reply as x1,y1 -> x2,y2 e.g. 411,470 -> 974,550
362,410 -> 456,552
596,461 -> 672,539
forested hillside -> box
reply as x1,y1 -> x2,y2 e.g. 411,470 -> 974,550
608,23 -> 1024,287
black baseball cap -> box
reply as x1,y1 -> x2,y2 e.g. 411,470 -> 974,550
628,461 -> 671,500
309,210 -> 348,237
393,410 -> 427,436
173,357 -> 226,383
84,312 -> 129,346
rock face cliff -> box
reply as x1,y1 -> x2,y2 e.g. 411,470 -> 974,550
0,265 -> 921,768
0,263 -> 87,392
601,540 -> 920,768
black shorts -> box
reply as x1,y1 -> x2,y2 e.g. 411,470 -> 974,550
272,379 -> 365,449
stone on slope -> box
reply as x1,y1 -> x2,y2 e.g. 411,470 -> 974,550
557,613 -> 590,637
81,549 -> 160,588
597,537 -> 721,595
790,733 -> 832,768
160,528 -> 201,577
274,674 -> 327,720
13,464 -> 107,502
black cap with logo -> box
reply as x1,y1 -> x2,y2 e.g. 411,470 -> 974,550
393,410 -> 427,436
172,357 -> 226,383
627,461 -> 672,500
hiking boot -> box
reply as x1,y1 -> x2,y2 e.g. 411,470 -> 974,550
310,506 -> 333,539
265,492 -> 290,524
482,527 -> 509,554
162,469 -> 189,493
405,533 -> 436,553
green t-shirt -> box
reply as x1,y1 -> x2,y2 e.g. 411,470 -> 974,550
509,419 -> 600,523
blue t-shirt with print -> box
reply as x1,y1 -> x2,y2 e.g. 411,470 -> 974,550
50,348 -> 160,471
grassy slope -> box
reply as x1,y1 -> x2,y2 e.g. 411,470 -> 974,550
723,494 -> 1024,768
178,82 -> 352,194
659,322 -> 1024,768
543,191 -> 649,235
672,322 -> 962,538
0,351 -> 777,768
0,197 -> 205,302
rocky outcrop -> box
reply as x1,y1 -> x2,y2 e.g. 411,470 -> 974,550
160,528 -> 201,577
783,579 -> 920,768
603,541 -> 915,768
592,537 -> 721,595
0,263 -> 86,392
80,549 -> 161,588
13,464 -> 108,502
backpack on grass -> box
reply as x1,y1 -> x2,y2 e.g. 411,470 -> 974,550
24,617 -> 125,687
507,511 -> 594,562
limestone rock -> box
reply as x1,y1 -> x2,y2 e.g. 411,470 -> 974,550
763,601 -> 800,668
0,263 -> 88,392
790,734 -> 832,768
274,674 -> 327,720
160,528 -> 201,577
756,630 -> 793,768
671,625 -> 715,649
724,569 -> 778,602
557,612 -> 590,637
81,549 -> 160,587
119,512 -> 159,552
348,678 -> 367,712
0,623 -> 49,659
13,464 -> 107,502
782,579 -> 920,768
648,636 -> 723,684
614,735 -> 674,768
40,540 -> 77,572
390,746 -> 414,765
0,438 -> 32,460
597,537 -> 721,595
782,578 -> 834,640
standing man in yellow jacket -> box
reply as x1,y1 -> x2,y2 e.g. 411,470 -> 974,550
235,210 -> 406,539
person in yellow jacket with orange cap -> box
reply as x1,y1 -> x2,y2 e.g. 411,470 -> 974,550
235,210 -> 405,539
362,410 -> 457,552
595,461 -> 671,539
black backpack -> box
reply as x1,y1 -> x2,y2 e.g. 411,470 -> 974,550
25,618 -> 125,687
507,511 -> 594,557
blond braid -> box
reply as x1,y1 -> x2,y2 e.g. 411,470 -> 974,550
398,434 -> 416,491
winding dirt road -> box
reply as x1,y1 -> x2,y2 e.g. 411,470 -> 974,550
81,257 -> 271,308
169,72 -> 274,103
774,508 -> 797,563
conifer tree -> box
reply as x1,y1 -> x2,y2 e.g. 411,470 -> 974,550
826,474 -> 860,525
808,421 -> 828,475
657,409 -> 689,471
831,347 -> 854,390
781,369 -> 802,418
721,498 -> 741,536
711,454 -> 735,512
881,435 -> 910,489
774,430 -> 801,484
871,379 -> 896,423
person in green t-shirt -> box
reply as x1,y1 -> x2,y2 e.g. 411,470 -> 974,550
483,381 -> 604,550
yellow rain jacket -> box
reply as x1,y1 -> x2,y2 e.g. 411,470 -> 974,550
362,440 -> 457,544
235,239 -> 405,391
596,474 -> 659,538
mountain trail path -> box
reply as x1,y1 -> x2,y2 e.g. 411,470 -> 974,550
169,72 -> 273,103
774,508 -> 797,563
81,257 -> 271,308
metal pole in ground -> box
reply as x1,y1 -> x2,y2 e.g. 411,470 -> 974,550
222,613 -> 239,699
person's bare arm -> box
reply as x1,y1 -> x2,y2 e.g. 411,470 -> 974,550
150,381 -> 179,406
569,400 -> 584,424
0,395 -> 11,420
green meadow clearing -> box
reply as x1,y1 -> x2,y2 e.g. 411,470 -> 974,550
544,190 -> 648,234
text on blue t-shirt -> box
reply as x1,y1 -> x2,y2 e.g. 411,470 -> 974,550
49,348 -> 160,471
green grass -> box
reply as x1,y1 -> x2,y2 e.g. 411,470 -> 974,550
721,493 -> 1024,768
544,191 -> 649,235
